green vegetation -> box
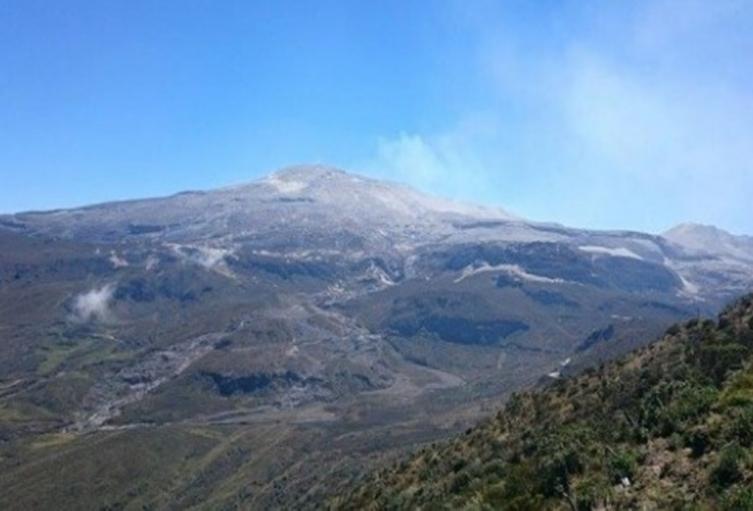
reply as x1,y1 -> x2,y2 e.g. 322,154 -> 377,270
334,295 -> 753,510
34,332 -> 132,377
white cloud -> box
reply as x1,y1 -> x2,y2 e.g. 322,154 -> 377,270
366,1 -> 753,234
376,133 -> 445,187
71,284 -> 115,323
167,243 -> 235,278
560,45 -> 753,229
365,115 -> 506,208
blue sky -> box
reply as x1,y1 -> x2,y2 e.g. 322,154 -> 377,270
1,1 -> 752,234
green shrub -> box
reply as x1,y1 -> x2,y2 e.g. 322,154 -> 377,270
449,472 -> 471,494
698,343 -> 748,387
650,384 -> 718,437
573,475 -> 611,511
451,457 -> 467,473
608,449 -> 638,484
482,460 -> 505,478
685,428 -> 711,458
728,405 -> 753,447
722,486 -> 753,511
711,444 -> 745,488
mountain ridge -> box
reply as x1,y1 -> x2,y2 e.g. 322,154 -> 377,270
3,165 -> 750,307
0,165 -> 752,509
4,165 -> 748,243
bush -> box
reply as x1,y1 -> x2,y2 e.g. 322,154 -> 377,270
722,488 -> 753,511
711,444 -> 745,488
534,433 -> 585,497
641,383 -> 717,436
482,460 -> 505,478
728,405 -> 753,447
608,449 -> 638,484
573,475 -> 611,511
720,368 -> 753,408
449,472 -> 471,494
490,464 -> 544,510
666,385 -> 718,427
685,428 -> 711,458
722,486 -> 753,511
482,482 -> 507,508
698,343 -> 748,387
451,457 -> 467,473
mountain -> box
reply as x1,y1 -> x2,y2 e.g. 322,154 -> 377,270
5,166 -> 750,305
4,165 -> 515,245
335,294 -> 753,510
0,165 -> 752,509
664,223 -> 753,263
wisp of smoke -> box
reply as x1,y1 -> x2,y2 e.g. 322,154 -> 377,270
71,284 -> 115,323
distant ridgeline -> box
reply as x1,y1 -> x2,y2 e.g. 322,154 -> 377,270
335,294 -> 753,510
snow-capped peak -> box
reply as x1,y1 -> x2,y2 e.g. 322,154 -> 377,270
259,164 -> 518,222
663,223 -> 753,262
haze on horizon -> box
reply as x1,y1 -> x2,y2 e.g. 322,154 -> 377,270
1,1 -> 752,235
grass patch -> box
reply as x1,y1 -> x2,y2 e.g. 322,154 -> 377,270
30,432 -> 77,450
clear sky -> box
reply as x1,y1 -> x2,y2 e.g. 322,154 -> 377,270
1,1 -> 752,234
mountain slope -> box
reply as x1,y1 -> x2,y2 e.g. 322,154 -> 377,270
1,165 -> 752,509
3,165 -> 751,306
335,294 -> 753,510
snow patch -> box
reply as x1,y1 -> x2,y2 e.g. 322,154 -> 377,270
677,273 -> 701,296
193,247 -> 230,269
362,261 -> 395,287
169,244 -> 232,268
145,255 -> 159,271
578,245 -> 643,260
109,251 -> 128,268
455,263 -> 565,284
264,175 -> 308,194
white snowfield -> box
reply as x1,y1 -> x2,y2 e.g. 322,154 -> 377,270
263,174 -> 308,195
455,263 -> 566,284
578,245 -> 643,260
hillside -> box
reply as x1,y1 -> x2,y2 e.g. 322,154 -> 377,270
335,294 -> 753,510
1,167 -> 753,508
